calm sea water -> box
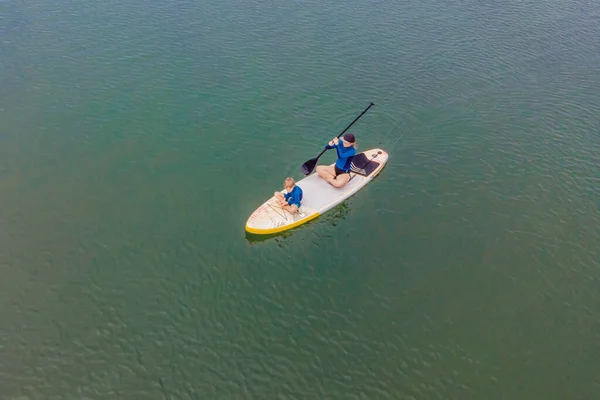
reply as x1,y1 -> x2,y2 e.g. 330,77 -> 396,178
1,0 -> 599,398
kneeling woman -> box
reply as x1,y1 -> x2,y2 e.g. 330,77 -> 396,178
316,133 -> 356,188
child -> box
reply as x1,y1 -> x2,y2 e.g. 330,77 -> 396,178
274,177 -> 303,213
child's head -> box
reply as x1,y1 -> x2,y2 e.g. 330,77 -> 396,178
284,177 -> 295,190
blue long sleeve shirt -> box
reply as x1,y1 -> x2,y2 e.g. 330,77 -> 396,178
284,185 -> 303,207
326,140 -> 356,171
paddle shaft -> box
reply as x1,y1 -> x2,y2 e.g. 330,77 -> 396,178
314,102 -> 375,159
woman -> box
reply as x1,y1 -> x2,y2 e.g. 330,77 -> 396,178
316,133 -> 356,188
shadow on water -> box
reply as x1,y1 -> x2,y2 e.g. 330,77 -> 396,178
244,202 -> 351,245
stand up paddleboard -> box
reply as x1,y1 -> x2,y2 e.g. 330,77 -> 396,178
245,148 -> 388,235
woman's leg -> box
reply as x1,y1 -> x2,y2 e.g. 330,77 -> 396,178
316,165 -> 336,180
329,172 -> 350,188
317,164 -> 351,188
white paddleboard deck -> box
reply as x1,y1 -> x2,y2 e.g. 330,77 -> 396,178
245,148 -> 388,234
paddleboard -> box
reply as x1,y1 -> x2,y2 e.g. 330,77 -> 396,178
245,148 -> 388,235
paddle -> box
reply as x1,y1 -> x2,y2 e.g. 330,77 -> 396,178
300,102 -> 375,175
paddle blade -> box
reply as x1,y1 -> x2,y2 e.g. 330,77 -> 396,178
301,157 -> 318,175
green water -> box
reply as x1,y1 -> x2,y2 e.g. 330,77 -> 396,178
2,0 -> 599,398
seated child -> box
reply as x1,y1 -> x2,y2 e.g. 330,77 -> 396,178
274,177 -> 303,213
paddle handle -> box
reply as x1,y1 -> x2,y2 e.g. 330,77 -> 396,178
335,102 -> 375,139
318,102 -> 375,157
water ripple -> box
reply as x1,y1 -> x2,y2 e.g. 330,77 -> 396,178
2,0 -> 600,398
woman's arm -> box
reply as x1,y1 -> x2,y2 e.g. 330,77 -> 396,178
326,137 -> 339,149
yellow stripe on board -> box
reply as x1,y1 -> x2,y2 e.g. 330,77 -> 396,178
245,212 -> 321,235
